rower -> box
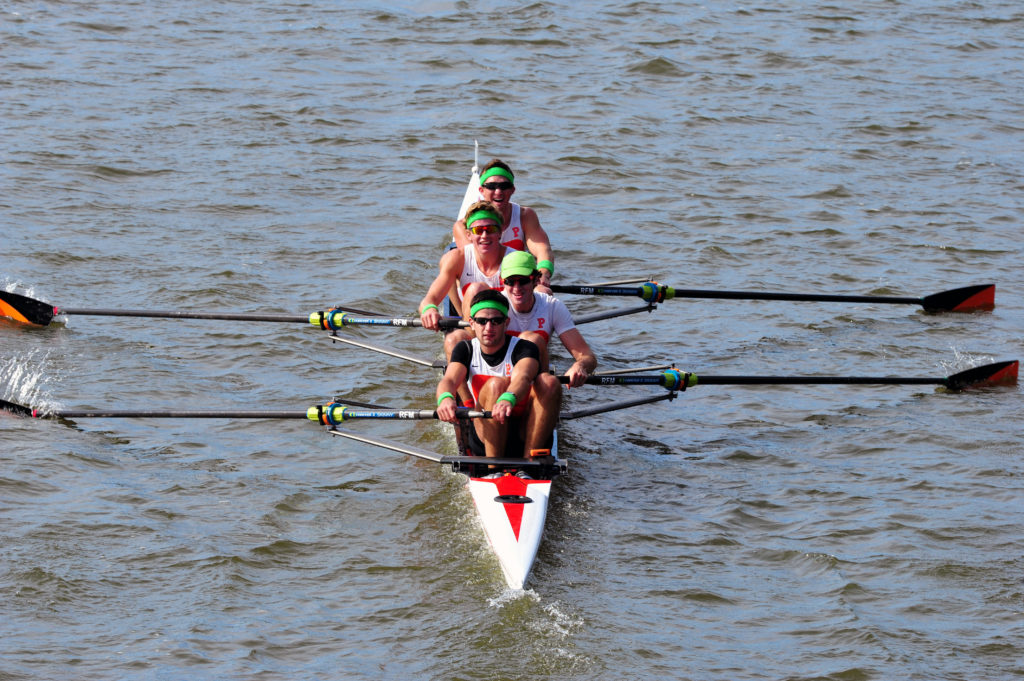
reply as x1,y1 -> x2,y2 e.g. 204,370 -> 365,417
420,200 -> 513,362
435,289 -> 560,460
452,159 -> 554,291
501,250 -> 597,388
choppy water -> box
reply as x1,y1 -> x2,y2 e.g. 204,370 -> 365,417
2,2 -> 1022,679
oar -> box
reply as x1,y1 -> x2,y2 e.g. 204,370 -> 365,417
319,333 -> 445,368
557,360 -> 1018,392
310,311 -> 468,330
550,283 -> 996,312
572,303 -> 659,325
0,290 -> 383,327
326,427 -> 567,473
0,397 -> 490,422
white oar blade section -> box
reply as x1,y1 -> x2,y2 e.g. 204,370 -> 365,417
467,475 -> 552,590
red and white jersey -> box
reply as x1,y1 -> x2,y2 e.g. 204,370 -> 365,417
500,202 -> 525,251
466,336 -> 519,403
458,244 -> 515,302
505,291 -> 575,343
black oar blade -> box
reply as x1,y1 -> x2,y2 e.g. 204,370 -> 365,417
0,291 -> 56,326
0,397 -> 37,417
944,360 -> 1018,390
921,284 -> 995,312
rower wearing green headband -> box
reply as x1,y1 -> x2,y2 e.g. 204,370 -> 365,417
436,289 -> 560,460
452,158 -> 555,292
500,250 -> 597,389
420,200 -> 515,378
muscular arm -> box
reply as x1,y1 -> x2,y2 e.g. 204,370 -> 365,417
435,351 -> 469,422
521,206 -> 554,284
490,355 -> 540,423
452,218 -> 470,249
558,328 -> 598,388
418,248 -> 464,330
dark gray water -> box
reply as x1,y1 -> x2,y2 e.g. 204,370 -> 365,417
2,2 -> 1022,679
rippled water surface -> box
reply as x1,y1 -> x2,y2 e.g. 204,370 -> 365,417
2,2 -> 1022,679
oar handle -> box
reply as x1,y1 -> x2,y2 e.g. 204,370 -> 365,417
550,283 -> 674,303
310,311 -> 467,330
307,404 -> 490,425
556,369 -> 695,390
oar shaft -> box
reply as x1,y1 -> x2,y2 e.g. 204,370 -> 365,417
557,360 -> 1017,390
669,288 -> 921,305
575,374 -> 942,386
35,409 -> 310,419
62,308 -> 309,323
6,404 -> 490,421
695,375 -> 942,385
551,284 -> 923,304
553,282 -> 994,312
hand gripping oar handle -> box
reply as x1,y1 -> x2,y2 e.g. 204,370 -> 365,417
307,404 -> 490,426
310,310 -> 468,331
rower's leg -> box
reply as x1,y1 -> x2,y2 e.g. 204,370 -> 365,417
518,331 -> 549,372
446,281 -> 463,317
442,329 -> 474,404
522,372 -> 561,453
474,377 -> 510,458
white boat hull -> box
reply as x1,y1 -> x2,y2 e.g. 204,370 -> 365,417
467,473 -> 552,589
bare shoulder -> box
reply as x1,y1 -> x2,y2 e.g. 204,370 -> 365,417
439,245 -> 464,269
519,204 -> 543,228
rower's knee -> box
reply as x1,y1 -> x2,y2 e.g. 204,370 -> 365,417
443,329 -> 471,358
461,283 -> 489,316
534,372 -> 562,402
519,331 -> 549,369
478,376 -> 511,403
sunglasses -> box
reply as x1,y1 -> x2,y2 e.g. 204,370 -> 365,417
481,181 -> 514,191
503,276 -> 533,288
470,315 -> 507,326
467,223 -> 501,235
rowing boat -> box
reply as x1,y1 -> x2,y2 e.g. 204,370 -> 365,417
2,145 -> 1016,593
446,144 -> 564,589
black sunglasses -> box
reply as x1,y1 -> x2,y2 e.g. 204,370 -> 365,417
470,315 -> 508,326
503,276 -> 533,288
481,181 -> 514,191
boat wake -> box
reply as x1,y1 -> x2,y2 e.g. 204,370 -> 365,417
0,349 -> 58,414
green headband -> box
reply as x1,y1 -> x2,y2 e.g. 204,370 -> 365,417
479,167 -> 514,185
469,299 -> 509,317
465,208 -> 503,229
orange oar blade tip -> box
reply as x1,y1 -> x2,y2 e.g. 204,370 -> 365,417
0,291 -> 56,326
0,299 -> 31,324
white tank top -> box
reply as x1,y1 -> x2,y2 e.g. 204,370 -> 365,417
500,203 -> 524,251
467,336 -> 520,403
458,244 -> 514,301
